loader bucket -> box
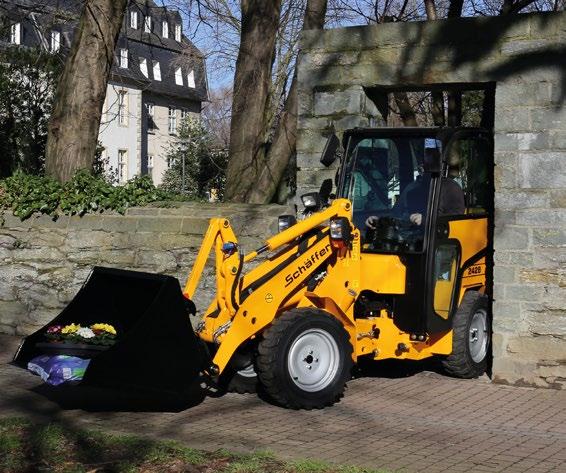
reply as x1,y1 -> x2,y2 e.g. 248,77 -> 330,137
14,267 -> 208,400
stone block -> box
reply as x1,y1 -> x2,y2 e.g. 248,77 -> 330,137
530,107 -> 566,132
506,334 -> 566,362
524,309 -> 566,337
181,218 -> 211,236
100,216 -> 139,233
496,81 -> 553,107
501,39 -> 553,57
29,215 -> 70,230
494,225 -> 530,250
0,301 -> 27,325
66,230 -> 113,249
505,284 -> 544,302
67,215 -> 107,231
549,130 -> 566,149
137,216 -> 183,233
296,129 -> 327,154
297,152 -> 324,169
494,106 -> 531,132
494,210 -> 516,226
303,51 -> 360,69
125,207 -> 161,216
495,190 -> 548,209
550,190 -> 566,208
493,265 -> 516,284
314,89 -> 363,116
532,228 -> 566,247
518,152 -> 566,189
135,250 -> 177,272
494,133 -> 548,151
493,250 -> 533,266
516,209 -> 566,227
493,301 -> 524,332
533,248 -> 566,270
334,115 -> 369,130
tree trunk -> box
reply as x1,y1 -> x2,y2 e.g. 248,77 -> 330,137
223,0 -> 282,202
246,0 -> 328,204
45,0 -> 128,182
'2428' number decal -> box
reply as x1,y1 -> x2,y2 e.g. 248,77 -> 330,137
466,265 -> 483,276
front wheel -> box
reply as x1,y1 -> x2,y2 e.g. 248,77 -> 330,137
442,291 -> 490,378
256,308 -> 353,409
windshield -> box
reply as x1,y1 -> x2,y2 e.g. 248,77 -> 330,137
340,135 -> 441,253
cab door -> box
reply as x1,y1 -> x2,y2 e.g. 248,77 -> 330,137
425,129 -> 493,334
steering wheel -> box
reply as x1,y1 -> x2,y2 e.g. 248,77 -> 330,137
366,216 -> 421,252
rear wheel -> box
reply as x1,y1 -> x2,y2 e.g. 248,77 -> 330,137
442,291 -> 490,378
256,308 -> 353,409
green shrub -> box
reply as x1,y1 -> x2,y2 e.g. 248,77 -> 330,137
0,170 -> 182,220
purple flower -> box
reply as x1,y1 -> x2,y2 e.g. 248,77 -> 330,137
47,325 -> 62,334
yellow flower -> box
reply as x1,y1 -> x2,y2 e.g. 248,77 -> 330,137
61,323 -> 80,334
91,323 -> 117,335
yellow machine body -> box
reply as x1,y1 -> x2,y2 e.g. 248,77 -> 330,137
183,198 -> 488,376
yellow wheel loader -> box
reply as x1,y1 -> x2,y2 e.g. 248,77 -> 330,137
15,126 -> 493,410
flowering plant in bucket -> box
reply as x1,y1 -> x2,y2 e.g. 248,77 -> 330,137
45,323 -> 117,346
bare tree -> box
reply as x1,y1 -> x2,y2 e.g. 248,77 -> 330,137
45,0 -> 128,182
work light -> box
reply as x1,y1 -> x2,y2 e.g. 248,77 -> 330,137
329,217 -> 352,249
301,192 -> 320,209
278,215 -> 297,233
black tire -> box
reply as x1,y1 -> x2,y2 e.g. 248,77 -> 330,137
442,291 -> 490,378
256,308 -> 353,409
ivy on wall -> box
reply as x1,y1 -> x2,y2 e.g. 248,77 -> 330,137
0,171 -> 181,220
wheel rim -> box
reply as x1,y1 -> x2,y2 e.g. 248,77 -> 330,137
287,328 -> 340,392
469,309 -> 489,363
237,364 -> 256,378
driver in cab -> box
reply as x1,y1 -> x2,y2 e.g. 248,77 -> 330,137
366,146 -> 465,231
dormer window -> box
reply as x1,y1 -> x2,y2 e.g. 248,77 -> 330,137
175,67 -> 183,86
144,15 -> 152,33
10,23 -> 21,44
130,11 -> 138,29
152,61 -> 161,81
119,48 -> 128,68
187,70 -> 195,88
51,30 -> 60,52
162,20 -> 169,38
175,24 -> 181,42
139,57 -> 148,78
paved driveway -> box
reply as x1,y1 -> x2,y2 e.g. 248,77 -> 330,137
1,335 -> 565,472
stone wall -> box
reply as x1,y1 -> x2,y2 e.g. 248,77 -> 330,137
0,203 -> 291,335
297,12 -> 566,387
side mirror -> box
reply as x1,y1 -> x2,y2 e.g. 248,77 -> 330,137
319,178 -> 333,203
320,134 -> 340,167
423,148 -> 442,173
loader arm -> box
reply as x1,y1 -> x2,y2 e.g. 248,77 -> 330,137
184,199 -> 353,375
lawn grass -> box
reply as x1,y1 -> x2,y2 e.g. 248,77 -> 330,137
0,417 -> 386,473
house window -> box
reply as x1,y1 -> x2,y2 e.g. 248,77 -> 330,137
147,155 -> 154,176
168,107 -> 177,134
146,102 -> 155,131
175,67 -> 183,86
119,48 -> 128,68
118,150 -> 128,183
118,91 -> 128,126
175,24 -> 181,42
139,58 -> 148,77
181,108 -> 188,120
10,23 -> 21,45
167,156 -> 176,168
152,61 -> 161,81
162,20 -> 168,38
130,10 -> 138,29
51,30 -> 60,52
144,15 -> 152,33
187,70 -> 195,88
